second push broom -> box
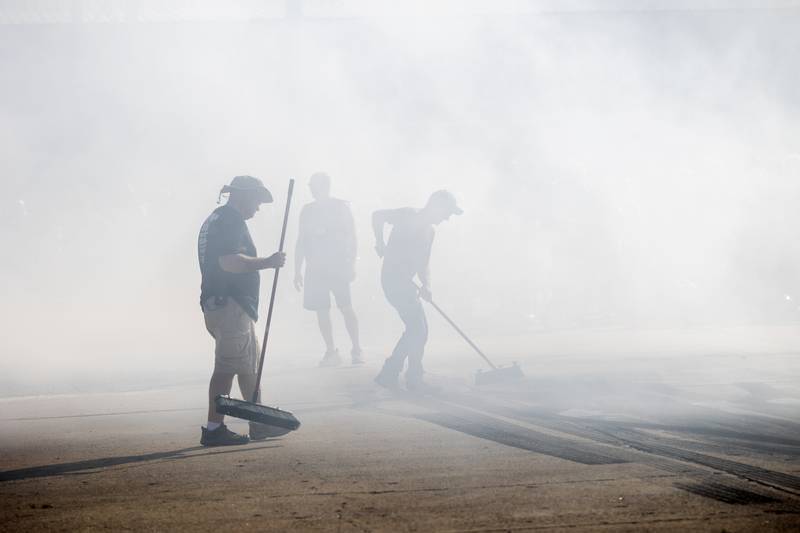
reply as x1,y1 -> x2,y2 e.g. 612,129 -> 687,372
420,286 -> 525,386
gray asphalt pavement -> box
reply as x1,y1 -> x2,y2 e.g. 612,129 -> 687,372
2,339 -> 800,531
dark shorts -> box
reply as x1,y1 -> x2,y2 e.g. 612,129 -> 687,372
304,268 -> 353,311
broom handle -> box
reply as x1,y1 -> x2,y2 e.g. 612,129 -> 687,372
252,178 -> 295,402
419,287 -> 498,370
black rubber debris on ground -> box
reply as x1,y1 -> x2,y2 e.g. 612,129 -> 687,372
603,427 -> 800,493
417,411 -> 629,465
674,481 -> 781,505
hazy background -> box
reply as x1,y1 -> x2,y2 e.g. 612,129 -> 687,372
1,0 -> 799,395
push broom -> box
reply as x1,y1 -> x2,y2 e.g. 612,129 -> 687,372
214,179 -> 301,431
421,288 -> 525,386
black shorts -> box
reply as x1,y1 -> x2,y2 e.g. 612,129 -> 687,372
303,269 -> 353,311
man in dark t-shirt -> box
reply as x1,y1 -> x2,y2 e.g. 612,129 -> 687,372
372,190 -> 463,393
294,172 -> 363,367
197,175 -> 286,447
199,203 -> 261,321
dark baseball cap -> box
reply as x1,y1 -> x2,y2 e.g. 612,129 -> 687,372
428,189 -> 463,215
221,175 -> 273,203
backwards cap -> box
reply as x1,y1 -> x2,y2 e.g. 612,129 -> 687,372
427,189 -> 463,215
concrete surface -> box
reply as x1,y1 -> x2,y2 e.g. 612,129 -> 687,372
2,333 -> 800,531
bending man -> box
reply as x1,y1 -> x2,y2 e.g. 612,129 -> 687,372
372,190 -> 462,393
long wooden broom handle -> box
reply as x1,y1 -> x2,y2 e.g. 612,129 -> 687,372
416,284 -> 498,370
252,178 -> 295,402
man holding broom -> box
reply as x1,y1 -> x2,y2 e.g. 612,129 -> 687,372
197,175 -> 286,446
372,190 -> 462,393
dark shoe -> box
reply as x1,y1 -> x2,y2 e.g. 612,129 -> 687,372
319,349 -> 342,367
249,421 -> 291,440
374,370 -> 399,390
351,349 -> 365,365
200,424 -> 250,447
406,379 -> 440,395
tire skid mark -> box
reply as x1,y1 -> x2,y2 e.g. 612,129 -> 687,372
596,420 -> 800,450
595,426 -> 800,494
626,433 -> 800,459
673,481 -> 781,505
485,387 -> 800,449
426,393 -> 800,504
457,512 -> 785,532
365,392 -> 799,507
416,410 -> 628,465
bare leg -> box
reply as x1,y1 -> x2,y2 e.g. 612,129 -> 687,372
237,373 -> 260,404
340,306 -> 362,354
316,309 -> 335,353
208,372 -> 235,424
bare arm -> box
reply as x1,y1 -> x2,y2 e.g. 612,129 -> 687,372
418,265 -> 431,291
372,208 -> 408,257
416,228 -> 435,301
417,266 -> 432,302
294,209 -> 306,284
372,209 -> 389,257
293,206 -> 311,289
293,239 -> 305,290
219,252 -> 285,274
294,239 -> 305,278
345,203 -> 357,264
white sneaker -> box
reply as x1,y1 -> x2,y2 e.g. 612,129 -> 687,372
319,349 -> 342,367
351,349 -> 365,365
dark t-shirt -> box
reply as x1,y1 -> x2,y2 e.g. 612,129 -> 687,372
297,197 -> 356,280
381,208 -> 435,284
198,205 -> 260,321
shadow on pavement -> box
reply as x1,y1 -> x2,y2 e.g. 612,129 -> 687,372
0,442 -> 281,482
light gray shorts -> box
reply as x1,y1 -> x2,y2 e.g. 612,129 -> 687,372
204,299 -> 259,375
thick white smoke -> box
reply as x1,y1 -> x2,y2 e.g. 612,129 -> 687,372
1,2 -> 798,394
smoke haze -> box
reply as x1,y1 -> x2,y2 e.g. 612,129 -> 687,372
2,1 -> 799,394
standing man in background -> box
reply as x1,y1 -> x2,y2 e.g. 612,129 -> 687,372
198,175 -> 286,446
372,190 -> 462,393
294,172 -> 364,366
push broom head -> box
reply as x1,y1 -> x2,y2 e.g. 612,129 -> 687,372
475,362 -> 525,386
215,395 -> 301,430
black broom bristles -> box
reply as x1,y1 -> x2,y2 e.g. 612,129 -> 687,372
475,363 -> 525,386
215,395 -> 301,430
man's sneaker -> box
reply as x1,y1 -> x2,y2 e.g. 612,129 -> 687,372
319,349 -> 342,367
351,349 -> 365,365
249,421 -> 291,440
406,379 -> 441,395
200,424 -> 250,447
374,370 -> 399,390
